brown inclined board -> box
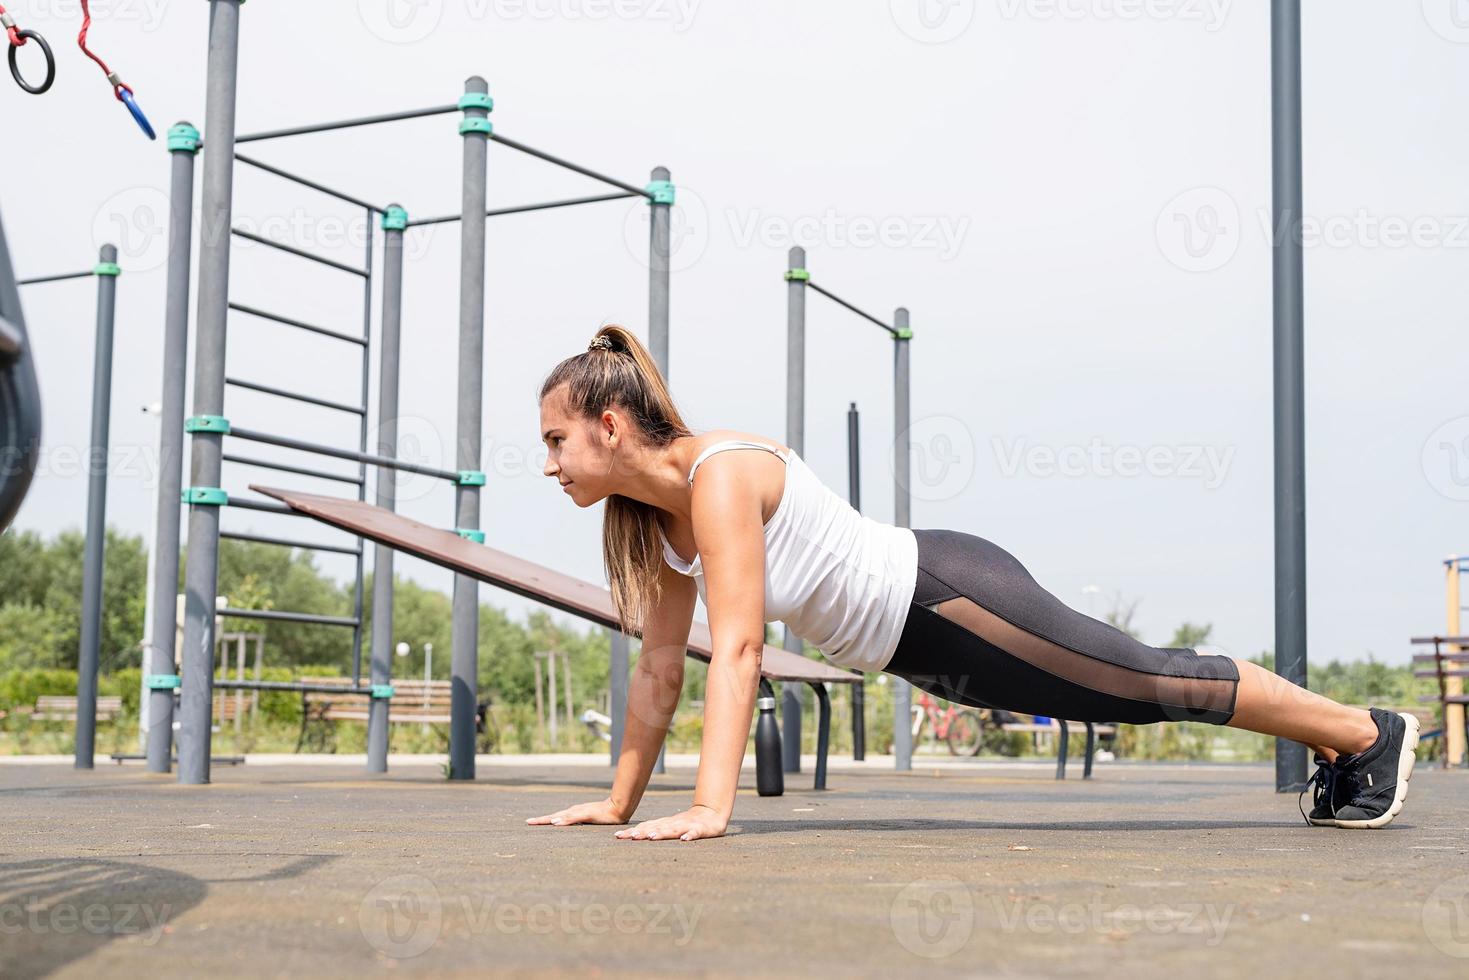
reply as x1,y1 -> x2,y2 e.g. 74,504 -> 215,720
248,485 -> 860,686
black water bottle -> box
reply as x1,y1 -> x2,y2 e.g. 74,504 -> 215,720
755,695 -> 784,796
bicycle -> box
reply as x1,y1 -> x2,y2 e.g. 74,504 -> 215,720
911,689 -> 986,756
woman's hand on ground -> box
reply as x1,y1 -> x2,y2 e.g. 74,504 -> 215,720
525,797 -> 629,827
614,804 -> 728,842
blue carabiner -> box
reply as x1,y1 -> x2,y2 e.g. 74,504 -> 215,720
118,85 -> 156,140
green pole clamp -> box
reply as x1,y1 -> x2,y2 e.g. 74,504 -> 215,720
894,328 -> 914,340
456,470 -> 486,487
646,180 -> 675,205
455,528 -> 486,544
93,262 -> 121,277
784,268 -> 810,282
185,415 -> 230,434
167,122 -> 201,154
182,487 -> 228,506
458,117 -> 493,136
381,205 -> 409,231
457,92 -> 494,112
371,684 -> 395,699
144,674 -> 181,690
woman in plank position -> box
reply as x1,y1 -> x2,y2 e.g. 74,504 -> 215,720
526,326 -> 1419,841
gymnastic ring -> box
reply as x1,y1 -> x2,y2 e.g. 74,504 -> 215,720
8,29 -> 55,96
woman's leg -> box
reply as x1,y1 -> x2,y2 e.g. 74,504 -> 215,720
886,529 -> 1376,757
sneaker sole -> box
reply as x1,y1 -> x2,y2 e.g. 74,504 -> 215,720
1333,712 -> 1420,830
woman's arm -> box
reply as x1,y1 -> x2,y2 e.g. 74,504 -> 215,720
616,456 -> 769,841
607,560 -> 697,818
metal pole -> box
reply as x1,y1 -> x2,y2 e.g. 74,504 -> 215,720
367,205 -> 406,773
137,404 -> 160,754
178,0 -> 242,785
847,400 -> 865,761
74,244 -> 119,770
350,208 -> 374,689
609,630 -> 627,765
146,121 -> 201,773
449,77 -> 489,781
1271,0 -> 1308,794
648,166 -> 672,373
782,247 -> 807,773
892,307 -> 913,772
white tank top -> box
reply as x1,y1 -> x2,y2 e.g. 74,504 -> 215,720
656,439 -> 919,673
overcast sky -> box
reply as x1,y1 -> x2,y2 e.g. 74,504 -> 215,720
5,1 -> 1466,668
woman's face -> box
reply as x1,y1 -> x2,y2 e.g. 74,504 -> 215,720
540,387 -> 612,507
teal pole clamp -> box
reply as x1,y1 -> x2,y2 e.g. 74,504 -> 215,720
181,487 -> 228,506
784,269 -> 810,282
456,470 -> 486,487
381,205 -> 409,231
894,328 -> 914,340
646,180 -> 675,205
167,122 -> 201,154
455,528 -> 486,544
371,684 -> 395,699
184,415 -> 230,434
144,674 -> 181,690
458,91 -> 494,136
93,261 -> 121,277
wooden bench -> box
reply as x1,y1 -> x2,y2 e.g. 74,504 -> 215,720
998,718 -> 1117,779
28,695 -> 123,723
1411,634 -> 1468,767
295,677 -> 484,752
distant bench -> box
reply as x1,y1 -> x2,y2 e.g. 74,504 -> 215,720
27,695 -> 123,723
1412,634 -> 1468,766
295,677 -> 482,752
999,718 -> 1116,780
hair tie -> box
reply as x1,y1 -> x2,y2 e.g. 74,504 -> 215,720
587,336 -> 615,353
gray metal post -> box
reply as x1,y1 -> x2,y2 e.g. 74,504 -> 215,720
847,400 -> 865,761
449,77 -> 489,781
178,0 -> 242,785
146,122 -> 201,773
647,166 -> 671,373
608,629 -> 628,763
892,307 -> 913,771
367,205 -> 407,773
74,244 -> 119,770
782,247 -> 807,772
1271,0 -> 1308,793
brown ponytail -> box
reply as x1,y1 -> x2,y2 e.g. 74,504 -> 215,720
538,324 -> 692,637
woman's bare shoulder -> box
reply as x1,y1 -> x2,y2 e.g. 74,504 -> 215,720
693,429 -> 791,457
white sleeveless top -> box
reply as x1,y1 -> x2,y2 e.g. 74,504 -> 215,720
656,439 -> 919,673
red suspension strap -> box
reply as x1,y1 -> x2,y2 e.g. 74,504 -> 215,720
77,0 -> 155,139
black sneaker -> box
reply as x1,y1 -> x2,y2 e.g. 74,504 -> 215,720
1329,707 -> 1421,830
1297,752 -> 1342,827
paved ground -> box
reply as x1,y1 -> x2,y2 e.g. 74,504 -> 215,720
2,754 -> 1467,978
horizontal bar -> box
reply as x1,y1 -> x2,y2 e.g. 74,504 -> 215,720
489,132 -> 651,199
231,227 -> 368,278
18,270 -> 94,286
229,302 -> 367,347
806,281 -> 898,336
222,452 -> 365,487
219,607 -> 360,627
226,495 -> 301,516
234,152 -> 384,212
230,425 -> 461,482
407,191 -> 641,228
226,375 -> 366,416
212,679 -> 376,694
236,104 -> 460,144
220,529 -> 362,556
1411,635 -> 1469,645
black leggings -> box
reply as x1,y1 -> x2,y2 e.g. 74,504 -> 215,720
883,529 -> 1240,726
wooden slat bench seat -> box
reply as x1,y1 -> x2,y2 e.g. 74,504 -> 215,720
29,695 -> 123,723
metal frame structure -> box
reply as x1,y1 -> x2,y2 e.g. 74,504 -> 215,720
0,211 -> 43,536
141,1 -> 674,786
782,246 -> 913,772
17,249 -> 121,770
1442,555 -> 1467,765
